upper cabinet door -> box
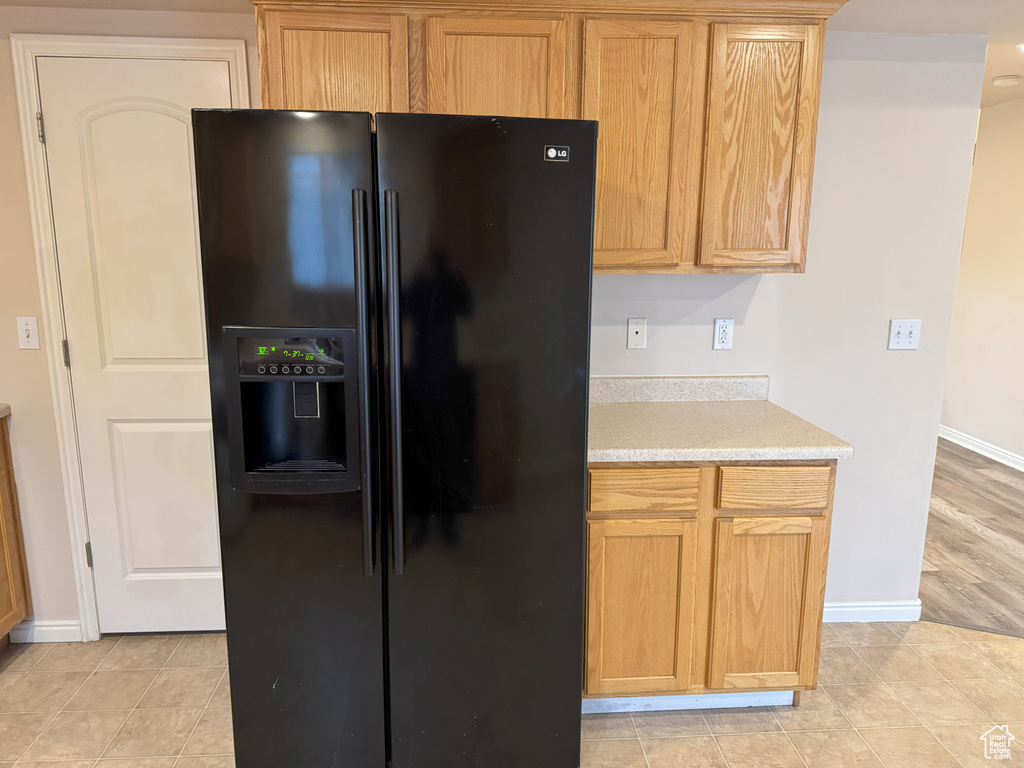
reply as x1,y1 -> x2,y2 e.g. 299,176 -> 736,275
583,19 -> 707,270
425,17 -> 567,118
699,23 -> 823,269
258,9 -> 410,112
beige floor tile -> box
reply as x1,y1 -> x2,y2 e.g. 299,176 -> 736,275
952,678 -> 1024,721
973,640 -> 1024,677
931,723 -> 1024,767
99,635 -> 184,671
853,645 -> 942,682
207,673 -> 229,708
22,710 -> 129,760
887,680 -> 989,725
820,625 -> 848,648
32,638 -> 120,672
0,643 -> 52,673
832,623 -> 901,647
581,713 -> 637,740
948,625 -> 1022,643
643,735 -> 725,768
822,684 -> 920,728
0,671 -> 89,713
174,757 -> 236,768
165,636 -> 227,669
912,643 -> 1005,680
885,621 -> 960,645
103,708 -> 203,759
16,761 -> 99,768
817,647 -> 881,684
631,710 -> 708,739
0,712 -> 54,761
702,707 -> 780,735
95,760 -> 177,767
182,707 -> 233,756
579,738 -> 646,768
769,688 -> 852,732
714,733 -> 803,768
788,729 -> 883,767
138,668 -> 224,709
0,672 -> 22,699
65,670 -> 159,711
859,726 -> 961,768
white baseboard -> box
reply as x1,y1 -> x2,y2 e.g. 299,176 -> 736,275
938,425 -> 1024,473
823,600 -> 922,623
9,619 -> 83,643
584,691 -> 794,713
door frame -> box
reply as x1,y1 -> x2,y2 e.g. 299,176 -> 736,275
11,34 -> 249,642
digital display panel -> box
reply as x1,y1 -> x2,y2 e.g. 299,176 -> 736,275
237,337 -> 344,376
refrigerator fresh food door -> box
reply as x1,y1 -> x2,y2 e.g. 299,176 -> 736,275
376,113 -> 597,768
193,109 -> 385,768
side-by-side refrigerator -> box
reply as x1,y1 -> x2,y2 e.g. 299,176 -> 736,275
193,110 -> 597,768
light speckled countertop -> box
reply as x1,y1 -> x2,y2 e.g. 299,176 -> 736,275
588,376 -> 852,463
0,403 -> 9,420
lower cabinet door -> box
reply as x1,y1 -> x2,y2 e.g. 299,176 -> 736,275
708,515 -> 828,690
586,518 -> 697,695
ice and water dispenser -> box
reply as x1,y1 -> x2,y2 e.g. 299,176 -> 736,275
222,326 -> 361,493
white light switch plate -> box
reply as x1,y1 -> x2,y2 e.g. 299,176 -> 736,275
888,319 -> 921,350
713,319 -> 734,350
627,318 -> 647,349
16,316 -> 40,349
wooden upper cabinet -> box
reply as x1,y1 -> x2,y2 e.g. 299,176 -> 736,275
699,23 -> 823,269
425,17 -> 567,118
707,515 -> 828,690
258,9 -> 409,112
583,19 -> 706,269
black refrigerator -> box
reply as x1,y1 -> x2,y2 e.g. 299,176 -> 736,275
193,110 -> 597,768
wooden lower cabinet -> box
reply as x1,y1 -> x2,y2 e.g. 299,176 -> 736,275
0,414 -> 32,638
585,461 -> 834,698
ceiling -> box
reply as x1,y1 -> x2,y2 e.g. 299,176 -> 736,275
979,43 -> 1024,108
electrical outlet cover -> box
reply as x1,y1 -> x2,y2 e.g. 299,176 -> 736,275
713,318 -> 734,350
888,319 -> 921,350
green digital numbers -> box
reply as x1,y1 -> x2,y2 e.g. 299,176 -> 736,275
257,346 -> 269,356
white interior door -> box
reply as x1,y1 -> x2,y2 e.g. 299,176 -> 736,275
37,53 -> 243,633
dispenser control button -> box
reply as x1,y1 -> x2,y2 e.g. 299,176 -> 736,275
257,365 -> 266,374
282,365 -> 291,374
306,366 -> 314,374
269,365 -> 279,374
317,366 -> 326,374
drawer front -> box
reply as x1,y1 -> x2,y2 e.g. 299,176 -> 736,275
718,466 -> 832,511
589,468 -> 700,514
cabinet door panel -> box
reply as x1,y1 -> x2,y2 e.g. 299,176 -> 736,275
699,23 -> 822,267
259,10 -> 409,112
426,17 -> 566,118
586,518 -> 697,694
583,19 -> 706,268
0,419 -> 31,637
708,515 -> 827,689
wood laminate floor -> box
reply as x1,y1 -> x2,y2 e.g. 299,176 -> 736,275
920,438 -> 1024,637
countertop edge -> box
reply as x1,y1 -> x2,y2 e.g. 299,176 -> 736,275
0,403 -> 10,420
588,445 -> 855,463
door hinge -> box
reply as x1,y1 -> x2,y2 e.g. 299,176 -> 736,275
62,339 -> 70,367
85,541 -> 93,568
36,111 -> 45,144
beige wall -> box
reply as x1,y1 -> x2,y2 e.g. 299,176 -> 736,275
594,31 -> 987,607
0,5 -> 258,625
941,96 -> 1024,458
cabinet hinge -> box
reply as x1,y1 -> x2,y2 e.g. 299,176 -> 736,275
36,111 -> 45,144
62,339 -> 70,367
85,541 -> 93,568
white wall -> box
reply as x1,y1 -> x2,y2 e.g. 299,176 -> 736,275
941,97 -> 1024,459
0,5 -> 257,626
593,32 -> 987,607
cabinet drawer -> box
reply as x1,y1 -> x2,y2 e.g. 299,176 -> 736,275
589,468 -> 700,514
717,466 -> 832,511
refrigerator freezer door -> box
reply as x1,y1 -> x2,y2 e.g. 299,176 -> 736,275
376,113 -> 596,768
194,109 -> 385,768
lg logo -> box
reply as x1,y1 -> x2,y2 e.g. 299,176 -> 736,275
544,145 -> 570,162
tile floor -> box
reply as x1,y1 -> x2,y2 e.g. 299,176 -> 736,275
1,621 -> 1022,767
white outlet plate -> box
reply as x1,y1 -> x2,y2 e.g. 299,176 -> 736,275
888,319 -> 921,350
16,316 -> 40,349
627,318 -> 647,350
713,318 -> 734,350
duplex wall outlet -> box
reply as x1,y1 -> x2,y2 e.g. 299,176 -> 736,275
626,318 -> 647,349
16,316 -> 40,349
713,318 -> 734,350
888,319 -> 921,350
